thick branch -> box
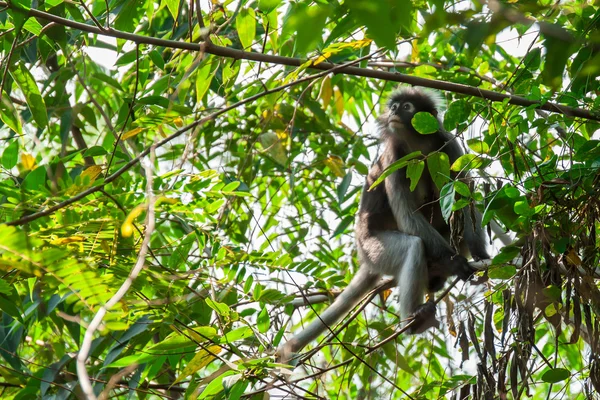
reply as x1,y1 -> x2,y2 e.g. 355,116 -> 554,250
4,2 -> 599,122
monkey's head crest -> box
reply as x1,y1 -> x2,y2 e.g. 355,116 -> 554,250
379,86 -> 446,135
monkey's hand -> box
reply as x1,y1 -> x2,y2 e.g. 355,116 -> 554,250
449,254 -> 477,281
406,301 -> 440,334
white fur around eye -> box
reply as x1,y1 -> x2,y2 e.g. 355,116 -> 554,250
402,102 -> 415,113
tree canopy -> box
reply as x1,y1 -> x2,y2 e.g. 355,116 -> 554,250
1,0 -> 600,399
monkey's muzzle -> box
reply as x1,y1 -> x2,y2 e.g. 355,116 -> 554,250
388,115 -> 404,131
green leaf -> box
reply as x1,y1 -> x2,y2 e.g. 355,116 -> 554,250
444,99 -> 472,131
411,112 -> 439,134
205,298 -> 230,317
9,63 -> 48,129
369,151 -> 422,190
466,138 -> 490,154
450,154 -> 487,172
258,0 -> 280,13
149,49 -> 165,70
257,307 -> 270,333
487,265 -> 516,280
198,370 -> 236,399
406,160 -> 424,191
542,36 -> 575,90
439,183 -> 455,221
346,0 -> 412,49
492,245 -> 520,264
196,60 -> 216,103
513,200 -> 533,216
541,368 -> 570,384
236,8 -> 256,49
114,0 -> 144,32
22,166 -> 47,190
426,152 -> 450,189
1,140 -> 19,170
0,96 -> 22,134
282,3 -> 331,54
92,72 -> 123,91
453,181 -> 470,197
162,0 -> 180,20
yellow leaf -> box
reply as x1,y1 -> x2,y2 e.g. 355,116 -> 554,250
173,117 -> 184,127
333,87 -> 344,116
381,288 -> 392,302
50,236 -> 85,245
319,76 -> 332,108
121,127 -> 143,141
21,153 -> 36,170
80,165 -> 103,183
174,345 -> 222,384
324,155 -> 345,178
566,249 -> 581,266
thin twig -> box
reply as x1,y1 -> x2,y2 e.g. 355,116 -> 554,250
76,150 -> 157,399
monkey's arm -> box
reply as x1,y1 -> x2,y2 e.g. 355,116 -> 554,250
385,176 -> 456,259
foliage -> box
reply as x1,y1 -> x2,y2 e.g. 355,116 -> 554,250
0,0 -> 600,399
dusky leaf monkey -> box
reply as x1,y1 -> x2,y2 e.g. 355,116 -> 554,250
278,87 -> 491,363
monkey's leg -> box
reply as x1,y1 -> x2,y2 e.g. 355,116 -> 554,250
277,268 -> 381,364
359,231 -> 435,333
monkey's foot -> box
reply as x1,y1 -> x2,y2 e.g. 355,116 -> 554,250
406,301 -> 440,334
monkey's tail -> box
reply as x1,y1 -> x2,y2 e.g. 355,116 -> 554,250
276,268 -> 381,365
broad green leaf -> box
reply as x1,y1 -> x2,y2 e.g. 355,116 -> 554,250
541,368 -> 570,384
2,139 -> 19,169
487,265 -> 516,280
22,166 -> 46,190
9,64 -> 48,129
114,0 -> 144,32
439,182 -> 455,221
492,245 -> 520,264
466,138 -> 490,154
0,96 -> 22,134
198,370 -> 236,399
453,181 -> 470,197
444,99 -> 472,131
23,18 -> 43,35
346,0 -> 412,49
282,3 -> 330,54
411,112 -> 439,134
162,0 -> 180,20
236,8 -> 256,49
257,307 -> 270,333
426,152 -> 450,189
205,298 -> 230,317
450,154 -> 487,171
542,36 -> 575,90
258,0 -> 280,13
196,60 -> 216,103
406,160 -> 424,191
369,151 -> 422,190
149,49 -> 165,70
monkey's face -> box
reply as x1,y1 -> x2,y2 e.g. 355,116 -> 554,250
387,101 -> 417,133
383,88 -> 441,135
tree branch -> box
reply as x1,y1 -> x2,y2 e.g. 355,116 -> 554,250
4,2 -> 599,122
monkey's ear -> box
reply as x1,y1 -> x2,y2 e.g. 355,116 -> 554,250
431,110 -> 438,117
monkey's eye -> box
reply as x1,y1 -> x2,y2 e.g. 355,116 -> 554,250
402,102 -> 415,113
390,103 -> 399,112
